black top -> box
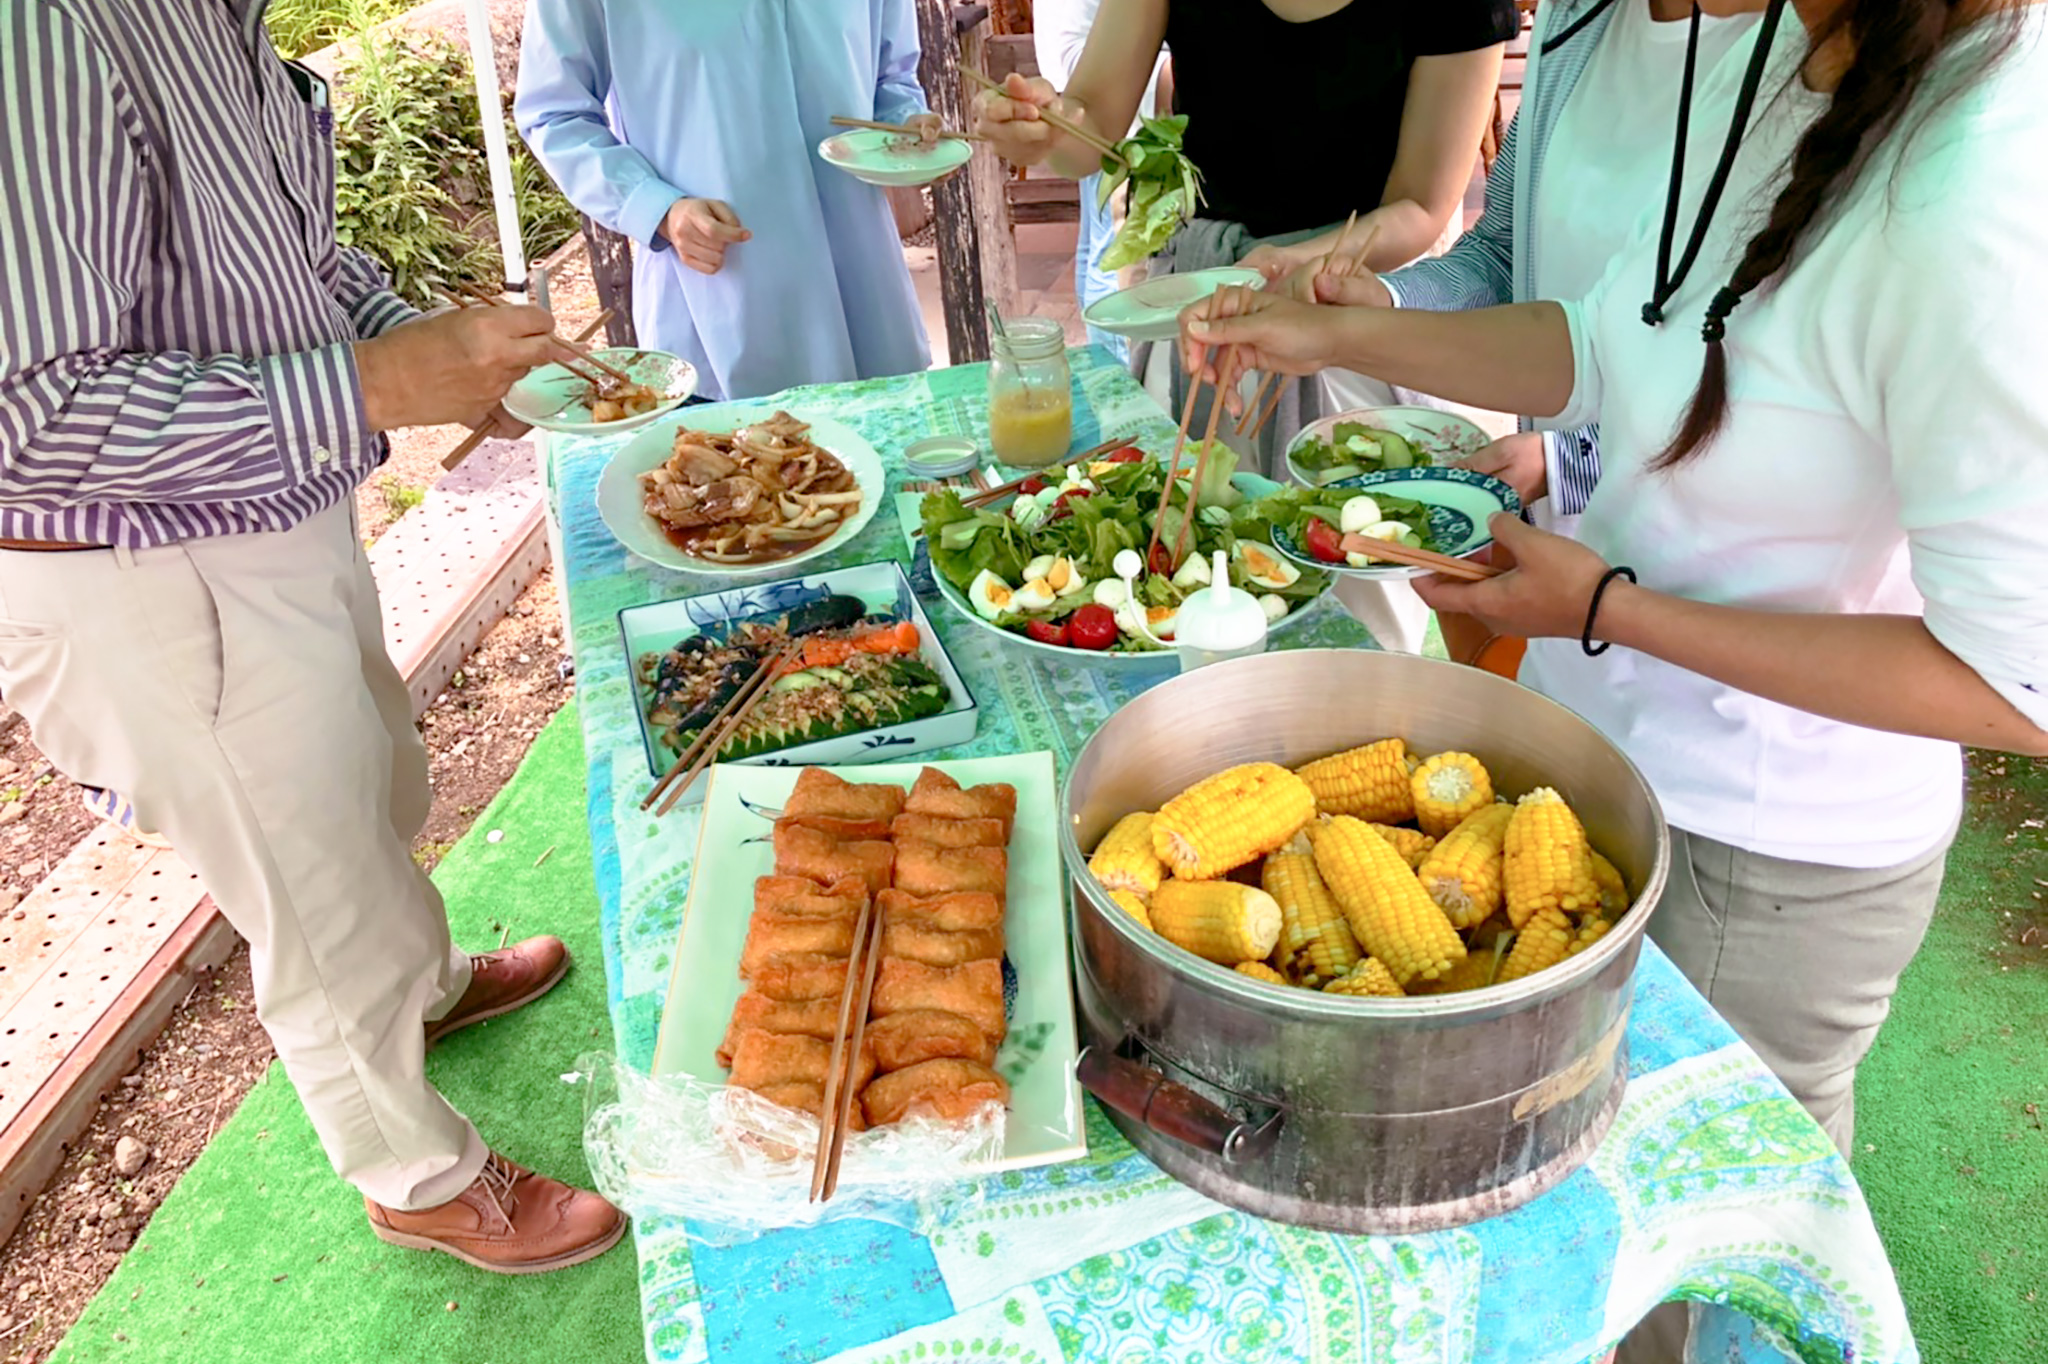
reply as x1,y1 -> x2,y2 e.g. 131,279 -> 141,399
1165,0 -> 1520,239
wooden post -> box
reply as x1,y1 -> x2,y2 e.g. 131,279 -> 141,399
580,216 -> 640,349
918,0 -> 991,364
960,21 -> 1019,333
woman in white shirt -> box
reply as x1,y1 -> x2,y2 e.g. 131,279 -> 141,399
1178,0 -> 2048,1168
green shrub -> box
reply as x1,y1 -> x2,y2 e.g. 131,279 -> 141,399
266,0 -> 413,60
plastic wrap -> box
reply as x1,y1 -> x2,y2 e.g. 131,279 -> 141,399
578,1052 -> 1003,1246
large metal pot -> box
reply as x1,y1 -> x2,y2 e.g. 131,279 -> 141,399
1059,649 -> 1669,1234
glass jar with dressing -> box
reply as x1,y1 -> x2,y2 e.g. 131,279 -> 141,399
986,318 -> 1073,469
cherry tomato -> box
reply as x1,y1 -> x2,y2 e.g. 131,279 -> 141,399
1104,446 -> 1145,464
1066,604 -> 1117,650
1303,516 -> 1348,564
1148,542 -> 1176,577
1024,618 -> 1070,646
1016,476 -> 1049,496
1047,487 -> 1094,521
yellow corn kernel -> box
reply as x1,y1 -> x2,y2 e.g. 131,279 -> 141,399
1153,763 -> 1317,881
1588,851 -> 1630,920
1106,889 -> 1154,932
1150,880 -> 1284,964
1366,823 -> 1438,869
1416,803 -> 1514,929
1322,957 -> 1404,998
1295,738 -> 1414,823
1504,788 -> 1600,929
1089,812 -> 1166,898
1307,815 -> 1466,986
1233,961 -> 1291,985
1498,907 -> 1575,982
1567,918 -> 1614,957
1410,752 -> 1495,838
1261,836 -> 1362,987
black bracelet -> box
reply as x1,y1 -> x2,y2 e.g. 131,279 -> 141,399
1580,565 -> 1638,657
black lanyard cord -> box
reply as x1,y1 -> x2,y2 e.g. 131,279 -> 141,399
1540,0 -> 1622,57
1641,0 -> 1793,330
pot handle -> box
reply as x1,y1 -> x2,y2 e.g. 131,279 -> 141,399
1076,1045 -> 1280,1165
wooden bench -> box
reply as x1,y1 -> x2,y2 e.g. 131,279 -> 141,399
984,35 -> 1081,226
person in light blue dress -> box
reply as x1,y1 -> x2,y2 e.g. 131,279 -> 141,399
516,1 -> 935,402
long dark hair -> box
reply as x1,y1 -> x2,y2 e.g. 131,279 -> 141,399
1654,0 -> 2026,469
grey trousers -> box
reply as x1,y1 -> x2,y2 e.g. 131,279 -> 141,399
1616,823 -> 1952,1363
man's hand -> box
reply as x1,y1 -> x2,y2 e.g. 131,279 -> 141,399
971,73 -> 1067,165
907,112 -> 944,147
354,305 -> 557,432
662,197 -> 750,274
1458,432 -> 1547,506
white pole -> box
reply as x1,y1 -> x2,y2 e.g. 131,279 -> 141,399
462,0 -> 528,290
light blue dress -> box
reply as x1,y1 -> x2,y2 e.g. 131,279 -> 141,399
516,0 -> 934,401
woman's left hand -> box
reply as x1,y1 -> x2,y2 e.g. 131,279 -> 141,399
1412,514 -> 1618,640
908,113 -> 944,147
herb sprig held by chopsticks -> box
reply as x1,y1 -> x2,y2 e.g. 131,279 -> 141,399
1096,116 -> 1203,271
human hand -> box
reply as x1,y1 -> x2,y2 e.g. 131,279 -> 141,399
907,112 -> 944,147
1240,241 -> 1319,284
1411,514 -> 1615,640
1457,432 -> 1547,505
1178,288 -> 1349,408
971,73 -> 1065,164
354,305 -> 557,431
661,197 -> 750,274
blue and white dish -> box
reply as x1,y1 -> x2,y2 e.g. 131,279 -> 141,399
1270,466 -> 1522,582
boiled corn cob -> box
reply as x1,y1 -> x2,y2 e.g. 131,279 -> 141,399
1504,788 -> 1600,928
1089,812 -> 1166,897
1322,957 -> 1404,998
1150,880 -> 1284,964
1367,823 -> 1438,869
1498,906 -> 1575,983
1107,889 -> 1154,932
1411,752 -> 1495,838
1233,961 -> 1291,985
1567,918 -> 1614,957
1307,815 -> 1466,986
1152,763 -> 1316,880
1295,739 -> 1414,823
1588,851 -> 1630,920
1414,945 -> 1502,995
1261,835 -> 1362,987
1416,803 -> 1514,929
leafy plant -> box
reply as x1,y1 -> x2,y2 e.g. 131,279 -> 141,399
265,0 -> 412,60
1096,116 -> 1203,271
380,477 -> 426,518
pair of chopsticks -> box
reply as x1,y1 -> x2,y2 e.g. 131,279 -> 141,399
830,115 -> 981,143
641,644 -> 801,817
1335,532 -> 1502,580
1144,285 -> 1258,572
439,305 -> 616,471
811,898 -> 885,1202
960,68 -> 1128,169
906,466 -> 995,498
958,436 -> 1132,509
1236,214 -> 1383,444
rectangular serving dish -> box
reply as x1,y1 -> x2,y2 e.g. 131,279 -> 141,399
619,560 -> 979,805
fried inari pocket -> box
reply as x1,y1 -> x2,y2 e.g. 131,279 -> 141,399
739,909 -> 858,978
872,958 -> 1005,1041
863,1009 -> 998,1071
748,953 -> 851,1003
891,839 -> 1006,903
882,918 -> 1004,968
888,813 -> 1007,849
746,1082 -> 868,1133
861,1059 -> 1011,1127
717,993 -> 842,1069
877,889 -> 1004,933
905,768 -> 1017,837
773,820 -> 895,895
727,1030 -> 877,1093
753,874 -> 868,919
785,768 -> 908,823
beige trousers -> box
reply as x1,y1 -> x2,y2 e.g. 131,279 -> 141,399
0,503 -> 484,1210
1617,823 -> 1951,1364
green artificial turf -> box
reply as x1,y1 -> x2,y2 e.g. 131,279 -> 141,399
49,704 -> 642,1364
1854,752 -> 2048,1364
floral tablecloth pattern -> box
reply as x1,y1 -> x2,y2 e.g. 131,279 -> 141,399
546,348 -> 1918,1364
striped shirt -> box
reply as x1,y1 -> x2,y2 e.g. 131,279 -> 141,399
0,0 -> 416,548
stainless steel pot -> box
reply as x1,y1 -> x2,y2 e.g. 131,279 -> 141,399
1059,649 -> 1669,1234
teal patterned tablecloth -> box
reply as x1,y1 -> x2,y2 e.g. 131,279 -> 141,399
546,348 -> 1918,1364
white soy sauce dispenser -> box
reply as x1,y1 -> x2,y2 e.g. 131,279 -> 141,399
1114,548 -> 1269,673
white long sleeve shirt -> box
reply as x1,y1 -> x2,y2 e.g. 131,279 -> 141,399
1528,15 -> 2048,867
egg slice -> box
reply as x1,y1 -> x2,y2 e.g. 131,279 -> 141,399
1013,578 -> 1060,612
1144,604 -> 1179,640
968,569 -> 1016,619
1093,579 -> 1130,610
1235,540 -> 1301,590
1043,556 -> 1083,595
1257,593 -> 1290,624
1171,553 -> 1212,589
1338,495 -> 1384,535
1023,554 -> 1057,582
1365,520 -> 1419,547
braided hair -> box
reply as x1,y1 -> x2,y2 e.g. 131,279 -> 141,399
1654,0 -> 2025,469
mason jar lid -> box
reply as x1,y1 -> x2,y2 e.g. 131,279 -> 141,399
902,435 -> 981,478
992,316 -> 1066,362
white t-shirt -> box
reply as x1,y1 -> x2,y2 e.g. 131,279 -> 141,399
1533,1 -> 1756,302
1528,14 -> 2048,868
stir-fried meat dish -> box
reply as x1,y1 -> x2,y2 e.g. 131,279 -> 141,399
639,412 -> 863,563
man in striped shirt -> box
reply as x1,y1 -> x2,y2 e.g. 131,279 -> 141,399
0,1 -> 624,1273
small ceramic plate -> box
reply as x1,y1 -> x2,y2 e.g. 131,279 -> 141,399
596,406 -> 885,576
818,129 -> 973,188
503,348 -> 696,435
1283,405 -> 1494,489
1083,267 -> 1264,343
1269,467 -> 1522,581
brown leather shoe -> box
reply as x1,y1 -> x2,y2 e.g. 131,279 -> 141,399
366,1152 -> 625,1274
426,936 -> 571,1046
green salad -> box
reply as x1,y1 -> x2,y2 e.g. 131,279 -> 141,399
1288,422 -> 1434,486
1096,116 -> 1204,271
1254,485 -> 1447,567
920,444 -> 1326,653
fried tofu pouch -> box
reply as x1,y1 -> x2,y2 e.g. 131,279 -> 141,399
876,889 -> 1004,933
863,1008 -> 998,1070
753,874 -> 869,918
739,908 -> 859,978
772,819 -> 895,895
905,767 -> 1017,837
726,1029 -> 877,1093
784,768 -> 907,823
892,839 -> 1007,903
716,992 -> 844,1068
871,958 -> 1006,1041
860,1059 -> 1011,1126
889,813 -> 1007,849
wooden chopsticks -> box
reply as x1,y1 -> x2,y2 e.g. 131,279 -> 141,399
810,900 -> 884,1202
830,115 -> 982,143
1237,216 -> 1382,444
960,68 -> 1128,169
643,644 -> 801,817
446,281 -> 638,387
957,437 -> 1129,509
440,307 -> 616,471
1337,532 -> 1502,581
1145,283 -> 1254,571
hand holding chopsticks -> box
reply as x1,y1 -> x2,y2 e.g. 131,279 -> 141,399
960,68 -> 1128,169
439,306 -> 616,471
1235,217 -> 1383,443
